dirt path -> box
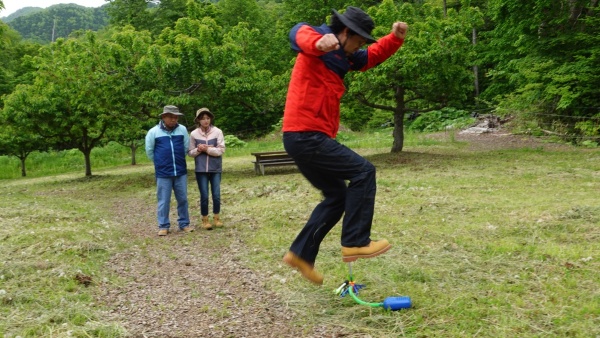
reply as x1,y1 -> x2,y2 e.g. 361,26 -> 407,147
96,198 -> 318,337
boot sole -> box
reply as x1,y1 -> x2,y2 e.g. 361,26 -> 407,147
342,244 -> 391,262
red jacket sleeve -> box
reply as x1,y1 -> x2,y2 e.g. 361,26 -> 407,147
361,33 -> 404,71
295,25 -> 328,57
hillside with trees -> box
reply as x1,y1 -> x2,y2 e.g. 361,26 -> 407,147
0,0 -> 598,177
0,6 -> 44,23
5,4 -> 109,43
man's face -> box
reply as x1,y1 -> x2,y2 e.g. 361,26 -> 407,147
161,113 -> 179,130
342,32 -> 367,56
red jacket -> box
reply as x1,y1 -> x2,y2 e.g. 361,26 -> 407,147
283,23 -> 404,138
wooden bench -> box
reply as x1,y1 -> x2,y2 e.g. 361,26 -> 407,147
251,151 -> 296,175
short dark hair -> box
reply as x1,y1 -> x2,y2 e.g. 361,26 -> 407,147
329,14 -> 359,38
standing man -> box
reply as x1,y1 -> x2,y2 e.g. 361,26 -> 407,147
145,105 -> 193,236
282,7 -> 408,284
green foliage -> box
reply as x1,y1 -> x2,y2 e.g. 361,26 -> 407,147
407,107 -> 475,132
346,0 -> 483,150
0,27 -> 40,103
106,0 -> 153,32
2,30 -> 143,176
1,0 -> 598,159
480,0 -> 600,140
151,0 -> 188,35
281,0 -> 345,27
224,134 -> 247,148
0,6 -> 44,23
7,4 -> 108,43
340,99 -> 377,131
575,115 -> 600,138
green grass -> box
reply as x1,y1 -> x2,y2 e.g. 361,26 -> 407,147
0,130 -> 599,337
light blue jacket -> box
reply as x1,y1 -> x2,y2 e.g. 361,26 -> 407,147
145,121 -> 190,178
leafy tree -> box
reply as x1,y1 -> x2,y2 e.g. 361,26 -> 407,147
152,0 -> 188,35
106,0 -> 154,31
217,0 -> 287,72
480,0 -> 600,140
3,31 -> 132,176
103,26 -> 157,165
106,0 -> 191,35
281,0 -> 346,27
105,118 -> 153,165
0,28 -> 41,106
217,0 -> 268,30
205,22 -> 286,136
346,0 -> 482,152
144,1 -> 287,137
0,119 -> 48,177
140,13 -> 221,117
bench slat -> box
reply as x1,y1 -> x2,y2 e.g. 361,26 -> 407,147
251,151 -> 296,175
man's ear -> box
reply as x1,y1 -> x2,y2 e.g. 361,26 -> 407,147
341,27 -> 350,38
337,27 -> 349,43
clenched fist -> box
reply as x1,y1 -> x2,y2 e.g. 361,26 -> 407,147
392,22 -> 408,40
316,33 -> 341,52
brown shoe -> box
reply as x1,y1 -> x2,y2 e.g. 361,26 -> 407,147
341,239 -> 391,262
282,251 -> 323,285
202,216 -> 213,230
157,229 -> 168,236
213,214 -> 223,228
181,226 -> 194,233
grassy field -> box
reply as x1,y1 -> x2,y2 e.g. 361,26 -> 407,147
0,130 -> 599,337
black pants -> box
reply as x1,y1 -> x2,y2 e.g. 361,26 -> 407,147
283,132 -> 376,264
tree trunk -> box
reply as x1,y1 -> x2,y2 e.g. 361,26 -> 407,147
20,157 -> 27,177
82,129 -> 93,176
130,142 -> 137,165
391,85 -> 406,153
84,149 -> 93,176
473,28 -> 480,99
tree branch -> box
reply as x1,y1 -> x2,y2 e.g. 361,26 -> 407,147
355,93 -> 394,112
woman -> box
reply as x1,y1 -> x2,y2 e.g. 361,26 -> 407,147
188,108 -> 225,230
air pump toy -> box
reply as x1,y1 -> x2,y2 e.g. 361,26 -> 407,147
335,262 -> 412,311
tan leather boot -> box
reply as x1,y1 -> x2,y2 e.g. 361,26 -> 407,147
341,239 -> 391,262
202,216 -> 213,230
213,214 -> 223,227
282,251 -> 323,285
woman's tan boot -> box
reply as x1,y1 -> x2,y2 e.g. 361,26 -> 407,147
202,216 -> 213,230
213,214 -> 223,228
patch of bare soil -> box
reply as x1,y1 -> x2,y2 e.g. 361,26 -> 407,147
428,115 -> 572,151
97,199 -> 339,337
432,130 -> 572,151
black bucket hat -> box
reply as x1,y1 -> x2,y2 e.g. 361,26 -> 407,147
332,6 -> 376,43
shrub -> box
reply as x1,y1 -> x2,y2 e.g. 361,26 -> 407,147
224,135 -> 247,148
407,108 -> 475,132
